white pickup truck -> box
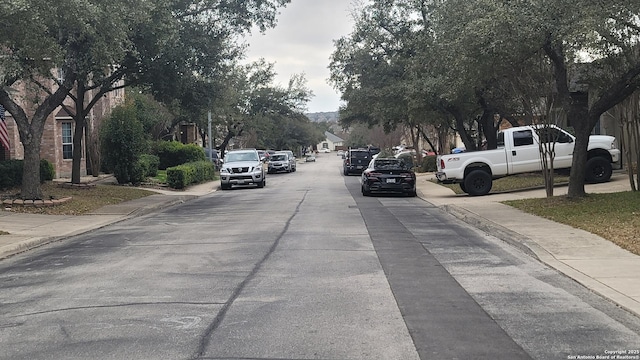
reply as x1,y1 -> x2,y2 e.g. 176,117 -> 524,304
436,125 -> 620,196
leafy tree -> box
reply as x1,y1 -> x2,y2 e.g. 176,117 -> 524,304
212,61 -> 314,156
101,102 -> 146,184
0,0 -> 291,198
433,0 -> 640,197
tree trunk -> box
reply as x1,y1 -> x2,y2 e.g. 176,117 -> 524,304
446,105 -> 475,151
71,83 -> 87,184
21,137 -> 44,200
567,124 -> 591,198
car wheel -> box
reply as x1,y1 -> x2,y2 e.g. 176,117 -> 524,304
407,189 -> 417,197
459,182 -> 467,193
257,178 -> 265,188
585,157 -> 612,183
221,183 -> 231,190
464,170 -> 492,196
361,184 -> 371,196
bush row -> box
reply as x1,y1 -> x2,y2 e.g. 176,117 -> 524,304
166,161 -> 216,189
152,141 -> 206,170
0,159 -> 56,189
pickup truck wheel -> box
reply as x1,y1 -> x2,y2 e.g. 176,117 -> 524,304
459,182 -> 467,193
585,157 -> 612,183
464,170 -> 492,196
221,183 -> 231,190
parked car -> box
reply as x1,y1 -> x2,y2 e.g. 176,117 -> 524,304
281,150 -> 297,172
318,148 -> 331,153
337,150 -> 344,157
305,154 -> 316,162
343,148 -> 372,175
268,152 -> 292,173
361,157 -> 417,197
219,149 -> 266,190
436,124 -> 620,196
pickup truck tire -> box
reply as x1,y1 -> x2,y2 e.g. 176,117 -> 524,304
221,183 -> 231,190
464,170 -> 492,196
459,183 -> 467,193
585,157 -> 612,183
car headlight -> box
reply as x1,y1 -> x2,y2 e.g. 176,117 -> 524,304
220,167 -> 230,174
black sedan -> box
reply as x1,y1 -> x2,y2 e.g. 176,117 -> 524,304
361,157 -> 417,197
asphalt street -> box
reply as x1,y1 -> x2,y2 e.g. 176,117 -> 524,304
0,154 -> 638,360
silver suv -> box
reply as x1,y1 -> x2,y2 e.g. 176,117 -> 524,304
220,149 -> 266,190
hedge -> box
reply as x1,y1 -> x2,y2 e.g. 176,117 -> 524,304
154,141 -> 206,170
166,161 -> 215,189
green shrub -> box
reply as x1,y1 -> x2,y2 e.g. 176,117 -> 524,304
101,104 -> 146,184
40,159 -> 56,181
153,141 -> 206,170
421,155 -> 437,172
166,161 -> 215,189
138,154 -> 160,177
0,159 -> 55,189
0,160 -> 23,189
396,152 -> 415,169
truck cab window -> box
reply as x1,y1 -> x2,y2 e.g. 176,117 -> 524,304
513,130 -> 534,146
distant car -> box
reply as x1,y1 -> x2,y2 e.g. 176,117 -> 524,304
219,149 -> 266,190
361,157 -> 416,197
305,154 -> 316,162
343,148 -> 372,175
318,148 -> 330,153
268,152 -> 292,173
337,150 -> 344,157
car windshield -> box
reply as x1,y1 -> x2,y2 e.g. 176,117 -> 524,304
226,152 -> 258,162
374,159 -> 405,170
271,154 -> 287,161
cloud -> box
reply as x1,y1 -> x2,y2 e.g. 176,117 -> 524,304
244,0 -> 355,113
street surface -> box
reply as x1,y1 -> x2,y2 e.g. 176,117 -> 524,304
0,153 -> 638,359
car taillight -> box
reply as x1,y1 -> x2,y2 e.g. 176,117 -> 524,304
366,172 -> 382,178
400,172 -> 413,178
440,159 -> 445,169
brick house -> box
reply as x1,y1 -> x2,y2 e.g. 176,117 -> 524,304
0,81 -> 125,178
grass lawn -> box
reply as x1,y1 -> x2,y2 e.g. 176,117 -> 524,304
434,173 -> 639,256
1,182 -> 155,216
503,192 -> 640,256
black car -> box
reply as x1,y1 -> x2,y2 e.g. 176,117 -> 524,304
343,149 -> 372,175
361,157 -> 417,197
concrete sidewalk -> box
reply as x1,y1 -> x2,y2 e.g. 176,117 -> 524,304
414,172 -> 640,317
0,173 -> 638,318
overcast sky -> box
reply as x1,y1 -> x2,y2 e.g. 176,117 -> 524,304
243,0 -> 356,113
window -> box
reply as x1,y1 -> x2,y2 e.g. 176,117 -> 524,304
62,122 -> 73,159
537,127 -> 573,144
513,130 -> 534,146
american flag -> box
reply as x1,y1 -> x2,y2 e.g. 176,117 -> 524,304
0,104 -> 10,151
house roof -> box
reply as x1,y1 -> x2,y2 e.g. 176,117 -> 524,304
325,131 -> 344,143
